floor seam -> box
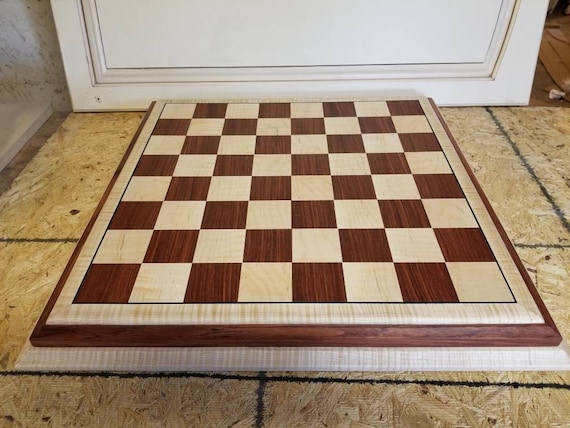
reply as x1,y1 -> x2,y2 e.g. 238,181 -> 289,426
2,370 -> 569,390
485,107 -> 570,234
0,237 -> 79,243
255,371 -> 267,428
514,243 -> 570,249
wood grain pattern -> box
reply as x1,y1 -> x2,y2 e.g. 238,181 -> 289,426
108,201 -> 162,229
185,263 -> 241,302
395,263 -> 459,303
292,263 -> 347,302
378,200 -> 431,228
292,154 -> 331,175
182,136 -> 220,154
74,264 -> 140,303
331,175 -> 376,199
292,200 -> 337,228
30,323 -> 562,347
339,229 -> 392,262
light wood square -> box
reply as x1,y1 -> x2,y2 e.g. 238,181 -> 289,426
144,136 -> 186,155
154,201 -> 206,229
246,201 -> 291,229
292,229 -> 342,262
256,118 -> 291,136
160,103 -> 196,119
372,174 -> 421,200
173,155 -> 217,176
386,228 -> 444,262
392,116 -> 433,133
405,152 -> 452,174
290,102 -> 324,118
334,200 -> 384,229
218,136 -> 256,155
324,117 -> 361,135
93,230 -> 153,264
207,176 -> 252,201
193,230 -> 246,263
238,263 -> 292,302
329,153 -> 371,175
129,263 -> 192,303
252,155 -> 292,176
423,199 -> 478,228
122,176 -> 171,201
291,135 -> 329,154
343,262 -> 403,302
354,101 -> 390,117
447,262 -> 515,302
225,103 -> 260,119
187,119 -> 225,136
291,175 -> 334,200
362,134 -> 403,153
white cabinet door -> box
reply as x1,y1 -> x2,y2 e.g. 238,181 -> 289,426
51,0 -> 548,110
95,0 -> 501,68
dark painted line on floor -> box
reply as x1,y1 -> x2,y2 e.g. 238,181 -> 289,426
0,237 -> 79,244
486,107 -> 570,234
3,371 -> 570,391
255,371 -> 267,428
514,243 -> 570,249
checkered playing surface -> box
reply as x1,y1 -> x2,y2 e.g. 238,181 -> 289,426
73,100 -> 514,305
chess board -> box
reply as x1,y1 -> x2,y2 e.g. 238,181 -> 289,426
28,98 -> 562,358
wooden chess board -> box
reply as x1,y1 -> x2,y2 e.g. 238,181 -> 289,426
23,98 -> 565,370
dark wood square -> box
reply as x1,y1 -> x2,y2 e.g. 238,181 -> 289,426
327,135 -> 365,153
323,102 -> 356,117
165,177 -> 211,201
74,264 -> 140,303
144,230 -> 199,263
255,136 -> 291,154
332,175 -> 376,199
185,263 -> 241,303
434,228 -> 495,262
192,103 -> 228,118
399,133 -> 441,152
259,103 -> 291,118
182,136 -> 220,154
201,201 -> 248,229
151,119 -> 191,135
292,201 -> 337,228
367,153 -> 411,174
414,174 -> 464,198
379,200 -> 431,228
386,100 -> 424,116
358,117 -> 396,134
222,119 -> 258,135
395,263 -> 459,302
250,176 -> 291,200
213,155 -> 254,176
291,118 -> 326,134
292,263 -> 347,302
339,229 -> 392,262
244,230 -> 292,262
133,155 -> 178,176
291,154 -> 330,175
108,201 -> 162,229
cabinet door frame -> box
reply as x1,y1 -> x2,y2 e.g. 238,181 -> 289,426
51,0 -> 548,110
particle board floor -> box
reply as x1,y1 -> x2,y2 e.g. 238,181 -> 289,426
15,98 -> 569,372
2,105 -> 570,425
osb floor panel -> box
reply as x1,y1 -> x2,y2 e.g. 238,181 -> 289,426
1,103 -> 569,425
